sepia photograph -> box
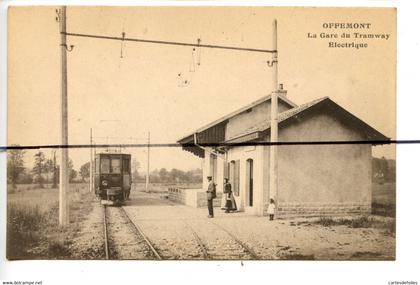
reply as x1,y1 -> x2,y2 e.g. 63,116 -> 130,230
4,6 -> 396,262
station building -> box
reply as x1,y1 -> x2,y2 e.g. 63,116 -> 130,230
177,88 -> 389,217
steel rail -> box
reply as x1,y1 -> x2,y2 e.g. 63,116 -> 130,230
121,206 -> 163,260
103,205 -> 110,260
182,221 -> 210,259
209,220 -> 259,260
157,197 -> 210,259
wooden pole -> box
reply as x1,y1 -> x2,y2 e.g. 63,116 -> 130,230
90,128 -> 93,193
59,6 -> 69,226
52,150 -> 57,188
146,131 -> 150,193
269,19 -> 279,202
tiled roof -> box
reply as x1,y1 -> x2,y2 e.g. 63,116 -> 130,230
225,97 -> 329,142
277,96 -> 329,123
225,96 -> 389,142
177,93 -> 296,143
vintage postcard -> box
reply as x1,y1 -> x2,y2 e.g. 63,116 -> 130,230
5,6 -> 395,261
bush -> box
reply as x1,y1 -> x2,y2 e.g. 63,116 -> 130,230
372,202 -> 396,217
283,253 -> 315,260
315,216 -> 373,228
348,216 -> 371,228
314,216 -> 395,234
317,217 -> 336,227
48,238 -> 70,258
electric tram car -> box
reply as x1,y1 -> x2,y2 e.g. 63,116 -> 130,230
94,153 -> 132,205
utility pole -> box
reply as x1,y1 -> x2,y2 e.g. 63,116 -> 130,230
59,6 -> 69,226
52,150 -> 58,188
146,131 -> 150,193
269,19 -> 279,202
57,16 -> 279,202
89,128 -> 93,193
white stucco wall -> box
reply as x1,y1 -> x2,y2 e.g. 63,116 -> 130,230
226,145 -> 265,215
275,113 -> 372,215
201,107 -> 374,216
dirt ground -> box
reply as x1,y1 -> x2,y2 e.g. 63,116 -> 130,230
67,199 -> 105,259
122,191 -> 395,260
7,183 -> 395,260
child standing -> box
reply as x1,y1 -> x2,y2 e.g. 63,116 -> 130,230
267,198 -> 276,221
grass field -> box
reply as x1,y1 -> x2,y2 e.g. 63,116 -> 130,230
7,183 -> 93,259
372,182 -> 396,217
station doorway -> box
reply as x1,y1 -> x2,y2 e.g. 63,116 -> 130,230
246,159 -> 254,207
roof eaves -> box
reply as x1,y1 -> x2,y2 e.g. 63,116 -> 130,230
223,96 -> 390,144
277,96 -> 329,123
177,93 -> 296,143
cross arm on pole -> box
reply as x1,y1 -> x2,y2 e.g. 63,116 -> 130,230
62,32 -> 276,54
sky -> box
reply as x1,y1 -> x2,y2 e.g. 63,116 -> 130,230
7,6 -> 396,171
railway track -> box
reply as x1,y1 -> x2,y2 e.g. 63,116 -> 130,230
103,205 -> 161,260
162,198 -> 258,260
182,220 -> 210,259
102,194 -> 259,260
207,220 -> 259,260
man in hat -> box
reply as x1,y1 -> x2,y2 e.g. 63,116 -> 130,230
206,176 -> 216,218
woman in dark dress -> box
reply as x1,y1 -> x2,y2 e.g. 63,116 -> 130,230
224,178 -> 237,213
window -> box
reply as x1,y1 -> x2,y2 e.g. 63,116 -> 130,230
100,158 -> 110,174
122,158 -> 130,174
246,159 -> 254,207
229,160 -> 240,196
234,160 -> 240,196
111,158 -> 121,174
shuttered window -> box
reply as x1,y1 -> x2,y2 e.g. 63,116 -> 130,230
234,160 -> 240,196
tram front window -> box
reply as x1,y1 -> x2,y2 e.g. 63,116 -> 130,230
100,158 -> 110,174
111,158 -> 121,174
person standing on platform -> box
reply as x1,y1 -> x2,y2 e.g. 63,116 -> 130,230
267,198 -> 276,221
206,176 -> 216,218
224,178 -> 237,213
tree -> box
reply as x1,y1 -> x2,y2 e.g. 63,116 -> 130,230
18,169 -> 34,184
32,151 -> 46,188
169,168 -> 184,183
7,147 -> 26,189
56,159 -> 78,183
68,159 -> 77,183
132,158 -> 140,182
44,158 -> 54,184
159,168 -> 168,183
52,151 -> 58,188
79,162 -> 90,183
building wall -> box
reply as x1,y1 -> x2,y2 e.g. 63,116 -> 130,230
202,110 -> 373,217
275,113 -> 372,216
262,144 -> 271,210
202,148 -> 211,191
168,188 -> 222,208
225,100 -> 291,141
226,145 -> 265,215
216,154 -> 225,192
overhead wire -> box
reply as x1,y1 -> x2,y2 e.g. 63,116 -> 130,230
63,32 -> 275,54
